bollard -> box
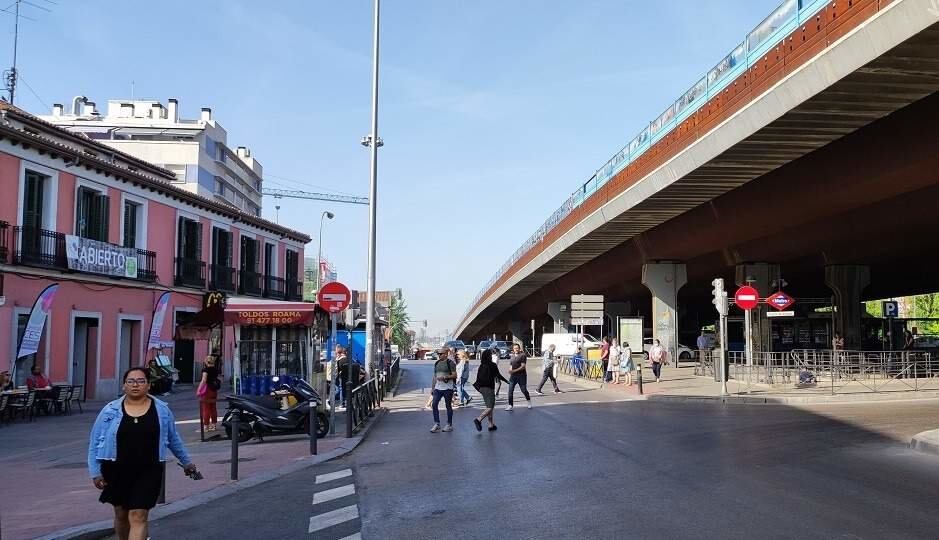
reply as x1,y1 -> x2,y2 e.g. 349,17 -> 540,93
230,411 -> 240,480
637,364 -> 644,396
345,382 -> 353,438
309,401 -> 318,455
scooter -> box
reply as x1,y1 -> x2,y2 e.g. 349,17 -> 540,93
222,377 -> 330,442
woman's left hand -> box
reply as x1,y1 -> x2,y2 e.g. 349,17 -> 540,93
183,463 -> 198,475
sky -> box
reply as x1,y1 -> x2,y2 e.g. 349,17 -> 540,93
7,0 -> 782,338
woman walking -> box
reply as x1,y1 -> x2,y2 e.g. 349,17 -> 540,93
198,355 -> 222,432
649,339 -> 667,383
472,349 -> 509,432
456,350 -> 473,406
430,348 -> 457,433
88,367 -> 198,540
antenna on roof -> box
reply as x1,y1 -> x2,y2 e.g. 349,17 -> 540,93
2,0 -> 54,105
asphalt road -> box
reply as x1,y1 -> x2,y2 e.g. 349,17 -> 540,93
141,362 -> 939,539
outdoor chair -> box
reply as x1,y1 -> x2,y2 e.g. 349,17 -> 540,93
67,384 -> 84,414
37,385 -> 65,415
8,390 -> 37,422
57,385 -> 73,415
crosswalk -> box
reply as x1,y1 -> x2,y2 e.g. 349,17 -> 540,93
309,467 -> 362,539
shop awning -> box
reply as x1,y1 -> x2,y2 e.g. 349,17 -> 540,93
223,296 -> 320,326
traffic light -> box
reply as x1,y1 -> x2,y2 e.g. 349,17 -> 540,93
711,278 -> 727,316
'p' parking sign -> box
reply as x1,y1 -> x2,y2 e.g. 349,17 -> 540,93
882,301 -> 899,318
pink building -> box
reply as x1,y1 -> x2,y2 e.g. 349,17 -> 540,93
0,103 -> 311,399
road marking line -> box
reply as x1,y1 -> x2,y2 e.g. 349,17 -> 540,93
309,504 -> 359,533
315,469 -> 352,484
313,483 -> 356,505
338,534 -> 362,540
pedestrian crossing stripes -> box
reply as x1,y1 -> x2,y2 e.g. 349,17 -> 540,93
310,468 -> 361,538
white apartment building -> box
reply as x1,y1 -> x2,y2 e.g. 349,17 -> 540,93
39,96 -> 264,216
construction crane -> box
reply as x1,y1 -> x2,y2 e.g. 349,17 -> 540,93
262,188 -> 369,206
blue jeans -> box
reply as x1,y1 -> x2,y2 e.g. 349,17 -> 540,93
432,389 -> 454,424
457,379 -> 470,403
652,362 -> 662,379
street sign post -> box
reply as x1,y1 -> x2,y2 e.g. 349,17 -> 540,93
735,285 -> 759,367
711,278 -> 728,394
318,281 -> 351,435
882,301 -> 899,318
571,294 -> 604,347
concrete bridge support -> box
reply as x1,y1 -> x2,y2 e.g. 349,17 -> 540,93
825,265 -> 870,350
642,262 -> 687,364
548,302 -> 570,333
736,263 -> 781,353
509,321 -> 525,347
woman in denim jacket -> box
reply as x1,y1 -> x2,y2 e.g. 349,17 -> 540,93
88,367 -> 197,540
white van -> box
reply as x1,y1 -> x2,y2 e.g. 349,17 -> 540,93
540,333 -> 602,357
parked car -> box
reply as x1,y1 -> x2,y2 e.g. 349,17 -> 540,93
641,338 -> 694,361
444,340 -> 466,353
424,351 -> 438,361
492,341 -> 512,359
478,340 -> 493,358
465,344 -> 477,358
540,333 -> 602,357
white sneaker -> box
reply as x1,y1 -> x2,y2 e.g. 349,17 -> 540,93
505,405 -> 514,411
442,424 -> 453,432
430,423 -> 440,433
527,402 -> 533,409
536,390 -> 545,396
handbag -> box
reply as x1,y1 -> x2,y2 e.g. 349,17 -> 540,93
196,381 -> 208,397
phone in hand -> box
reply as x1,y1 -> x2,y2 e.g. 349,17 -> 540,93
177,462 -> 203,480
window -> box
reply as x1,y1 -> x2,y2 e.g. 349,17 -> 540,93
122,201 -> 141,248
286,249 -> 299,282
177,217 -> 202,261
212,227 -> 233,268
264,243 -> 275,277
240,236 -> 259,274
214,178 -> 226,197
76,186 -> 109,241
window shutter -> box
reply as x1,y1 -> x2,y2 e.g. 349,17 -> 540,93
195,221 -> 203,260
225,231 -> 233,267
177,217 -> 185,258
97,194 -> 110,242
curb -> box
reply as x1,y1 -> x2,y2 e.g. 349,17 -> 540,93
910,429 -> 939,456
41,408 -> 389,540
646,391 -> 939,405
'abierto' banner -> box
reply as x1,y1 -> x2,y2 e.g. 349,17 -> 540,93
147,292 -> 171,350
17,284 -> 59,360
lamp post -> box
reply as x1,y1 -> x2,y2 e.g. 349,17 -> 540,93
362,0 -> 382,377
316,211 -> 334,292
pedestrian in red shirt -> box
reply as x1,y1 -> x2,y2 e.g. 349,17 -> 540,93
26,365 -> 51,390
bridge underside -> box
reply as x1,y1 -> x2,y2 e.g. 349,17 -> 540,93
462,23 -> 939,340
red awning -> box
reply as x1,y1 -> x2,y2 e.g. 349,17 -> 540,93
223,297 -> 319,326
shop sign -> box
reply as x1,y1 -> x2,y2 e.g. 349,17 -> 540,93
225,310 -> 314,326
65,235 -> 138,278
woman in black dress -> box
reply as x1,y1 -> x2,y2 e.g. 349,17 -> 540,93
88,367 -> 197,540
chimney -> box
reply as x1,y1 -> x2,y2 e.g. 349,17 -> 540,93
52,103 -> 63,117
82,101 -> 98,116
149,102 -> 163,120
236,146 -> 250,159
167,98 -> 178,123
200,107 -> 212,122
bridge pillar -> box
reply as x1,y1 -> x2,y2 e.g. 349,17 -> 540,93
735,263 -> 781,353
825,265 -> 870,350
548,302 -> 571,333
641,263 -> 687,365
509,321 -> 525,347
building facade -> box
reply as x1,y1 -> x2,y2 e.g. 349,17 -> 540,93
39,97 -> 264,217
0,103 -> 309,399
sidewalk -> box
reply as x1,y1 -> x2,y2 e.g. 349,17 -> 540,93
556,364 -> 939,405
0,387 -> 377,540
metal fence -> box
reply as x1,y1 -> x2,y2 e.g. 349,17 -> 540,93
346,358 -> 400,436
725,349 -> 939,395
557,356 -> 606,382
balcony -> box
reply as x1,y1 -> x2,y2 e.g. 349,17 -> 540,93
286,279 -> 303,301
264,275 -> 285,300
209,264 -> 237,293
12,226 -> 157,282
0,221 -> 8,263
175,257 -> 206,289
239,269 -> 263,297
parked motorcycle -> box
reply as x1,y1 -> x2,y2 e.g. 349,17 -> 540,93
222,377 -> 329,442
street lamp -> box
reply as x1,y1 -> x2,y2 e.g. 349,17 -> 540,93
316,211 -> 334,291
362,0 -> 382,377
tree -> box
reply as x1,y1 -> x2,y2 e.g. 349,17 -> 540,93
388,296 -> 411,352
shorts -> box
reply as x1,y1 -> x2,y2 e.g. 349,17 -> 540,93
478,387 -> 495,409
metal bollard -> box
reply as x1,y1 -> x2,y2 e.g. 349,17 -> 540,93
637,364 -> 644,395
309,402 -> 318,455
230,411 -> 240,480
345,382 -> 353,438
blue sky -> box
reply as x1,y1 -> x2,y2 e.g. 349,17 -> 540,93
8,0 -> 781,338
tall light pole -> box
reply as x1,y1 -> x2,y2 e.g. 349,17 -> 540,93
361,0 -> 382,377
316,211 -> 334,292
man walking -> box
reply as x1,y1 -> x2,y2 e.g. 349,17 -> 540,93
506,343 -> 532,410
536,344 -> 562,395
649,339 -> 666,383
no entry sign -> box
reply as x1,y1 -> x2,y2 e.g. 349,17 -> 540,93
317,281 -> 352,313
734,286 -> 759,311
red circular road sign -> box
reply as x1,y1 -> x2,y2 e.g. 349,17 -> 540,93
317,281 -> 352,313
734,285 -> 760,311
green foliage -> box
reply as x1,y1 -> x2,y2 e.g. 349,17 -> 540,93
389,296 -> 411,350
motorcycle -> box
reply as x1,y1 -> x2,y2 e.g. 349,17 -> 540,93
222,377 -> 330,442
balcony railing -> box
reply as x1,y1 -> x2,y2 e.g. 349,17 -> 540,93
286,279 -> 303,301
0,221 -> 9,264
264,275 -> 285,300
209,264 -> 237,293
133,249 -> 158,283
14,226 -> 67,269
239,269 -> 263,297
175,257 -> 206,289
